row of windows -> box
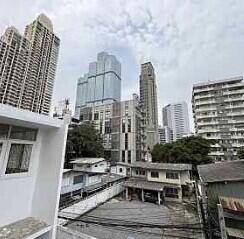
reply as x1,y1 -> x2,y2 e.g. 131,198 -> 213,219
150,171 -> 179,179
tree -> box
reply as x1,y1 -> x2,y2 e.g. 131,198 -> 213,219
237,147 -> 244,159
65,123 -> 104,168
151,136 -> 215,175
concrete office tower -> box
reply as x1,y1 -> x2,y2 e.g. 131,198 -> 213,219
162,101 -> 190,141
158,126 -> 173,144
79,94 -> 146,163
192,76 -> 244,161
75,52 -> 121,118
0,14 -> 60,115
139,62 -> 159,150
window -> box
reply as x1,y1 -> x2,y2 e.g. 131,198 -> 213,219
128,119 -> 131,132
0,143 -> 2,155
166,172 -> 179,179
122,150 -> 125,162
10,126 -> 37,141
0,124 -> 9,139
151,171 -> 159,178
94,164 -> 98,167
73,175 -> 83,184
128,150 -> 131,163
105,120 -> 111,134
164,187 -> 179,198
94,113 -> 99,120
5,144 -> 32,174
125,133 -> 128,150
119,168 -> 123,173
122,119 -> 125,133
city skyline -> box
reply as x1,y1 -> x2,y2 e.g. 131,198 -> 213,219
1,1 -> 244,127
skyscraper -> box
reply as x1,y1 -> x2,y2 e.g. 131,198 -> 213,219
139,62 -> 159,150
0,14 -> 60,115
75,52 -> 121,118
162,101 -> 190,141
192,76 -> 244,161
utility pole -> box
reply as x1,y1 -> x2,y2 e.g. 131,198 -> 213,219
217,204 -> 227,239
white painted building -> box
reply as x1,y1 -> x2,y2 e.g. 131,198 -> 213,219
0,104 -> 69,239
192,76 -> 244,161
162,102 -> 190,141
158,126 -> 173,144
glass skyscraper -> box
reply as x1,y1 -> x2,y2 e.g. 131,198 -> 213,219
75,52 -> 121,118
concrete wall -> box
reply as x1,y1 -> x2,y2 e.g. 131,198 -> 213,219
0,104 -> 69,239
61,172 -> 85,195
59,183 -> 123,220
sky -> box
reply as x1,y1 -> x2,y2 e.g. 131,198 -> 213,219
1,0 -> 244,129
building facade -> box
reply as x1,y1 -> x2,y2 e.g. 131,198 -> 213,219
117,162 -> 193,203
75,52 -> 121,118
139,62 -> 159,150
162,101 -> 190,141
158,126 -> 173,144
79,95 -> 146,164
0,14 -> 60,115
0,104 -> 69,239
192,76 -> 244,161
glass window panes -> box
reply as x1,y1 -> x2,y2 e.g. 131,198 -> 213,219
73,175 -> 83,184
10,126 -> 37,141
0,124 -> 9,139
5,144 -> 32,174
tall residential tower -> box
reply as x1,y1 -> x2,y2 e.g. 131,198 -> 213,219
75,52 -> 121,118
162,101 -> 190,141
0,14 -> 60,115
139,62 -> 159,150
192,76 -> 244,161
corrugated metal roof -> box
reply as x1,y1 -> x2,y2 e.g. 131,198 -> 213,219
220,196 -> 244,213
70,158 -> 106,165
197,160 -> 244,183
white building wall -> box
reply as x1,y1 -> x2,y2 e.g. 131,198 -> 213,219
0,104 -> 69,239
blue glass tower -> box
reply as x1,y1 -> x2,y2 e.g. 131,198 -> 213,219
75,52 -> 121,118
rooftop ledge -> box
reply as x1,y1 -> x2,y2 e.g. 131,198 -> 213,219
0,104 -> 64,129
0,217 -> 51,239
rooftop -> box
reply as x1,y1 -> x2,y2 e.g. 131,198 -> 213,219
198,160 -> 244,183
71,158 -> 106,165
66,199 -> 201,239
0,103 -> 64,129
193,76 -> 243,88
0,217 -> 50,239
118,162 -> 192,171
123,178 -> 181,191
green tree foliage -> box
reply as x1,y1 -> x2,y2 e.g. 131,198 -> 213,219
237,147 -> 244,159
152,136 -> 215,174
65,123 -> 104,167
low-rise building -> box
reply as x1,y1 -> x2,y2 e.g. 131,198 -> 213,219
198,160 -> 244,238
113,162 -> 193,203
0,104 -> 69,239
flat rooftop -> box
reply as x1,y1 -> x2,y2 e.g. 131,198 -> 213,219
66,199 -> 202,239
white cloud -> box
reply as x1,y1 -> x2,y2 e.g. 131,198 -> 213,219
1,0 -> 244,129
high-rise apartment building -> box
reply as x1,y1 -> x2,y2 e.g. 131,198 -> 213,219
139,62 -> 158,150
79,95 -> 146,163
75,52 -> 121,118
192,76 -> 244,161
158,126 -> 173,144
162,101 -> 190,141
0,14 -> 60,115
